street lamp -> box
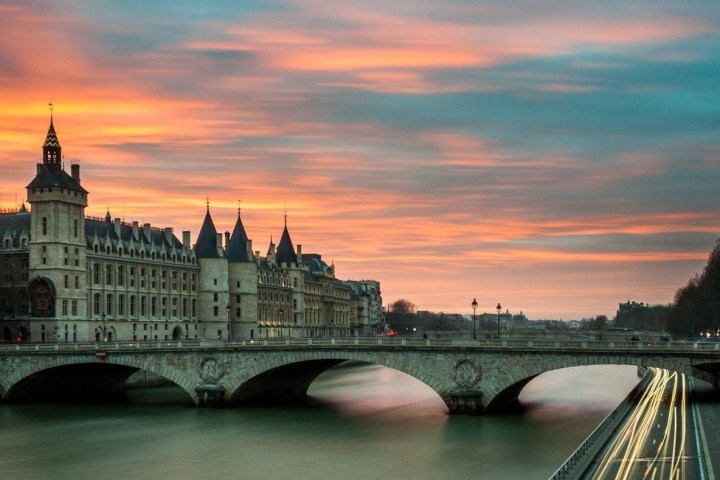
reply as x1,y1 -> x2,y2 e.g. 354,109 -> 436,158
226,304 -> 231,340
496,303 -> 502,339
471,298 -> 478,339
101,313 -> 107,342
278,308 -> 284,337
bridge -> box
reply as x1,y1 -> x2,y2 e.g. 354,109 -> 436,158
1,338 -> 719,414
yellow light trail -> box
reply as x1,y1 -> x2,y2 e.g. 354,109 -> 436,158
589,368 -> 691,480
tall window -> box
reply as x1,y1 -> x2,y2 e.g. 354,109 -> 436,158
42,217 -> 47,235
130,295 -> 136,316
93,293 -> 101,316
106,294 -> 113,315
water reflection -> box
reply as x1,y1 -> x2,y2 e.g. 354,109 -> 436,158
0,362 -> 640,480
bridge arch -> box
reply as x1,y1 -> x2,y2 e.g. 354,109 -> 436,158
224,350 -> 450,408
1,355 -> 197,404
482,354 -> 719,413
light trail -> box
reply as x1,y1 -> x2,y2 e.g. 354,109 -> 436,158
588,368 -> 695,480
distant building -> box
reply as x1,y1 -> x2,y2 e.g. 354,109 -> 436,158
0,118 -> 382,342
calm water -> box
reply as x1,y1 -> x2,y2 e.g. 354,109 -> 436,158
0,364 -> 640,480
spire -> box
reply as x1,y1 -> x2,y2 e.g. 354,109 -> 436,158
42,110 -> 62,166
226,207 -> 251,262
276,218 -> 297,266
194,205 -> 220,258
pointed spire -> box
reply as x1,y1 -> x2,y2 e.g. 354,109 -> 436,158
276,216 -> 297,266
194,204 -> 220,258
227,206 -> 251,262
42,109 -> 62,165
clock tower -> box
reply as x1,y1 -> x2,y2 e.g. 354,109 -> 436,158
26,117 -> 88,340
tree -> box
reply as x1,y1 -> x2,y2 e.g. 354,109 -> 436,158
669,239 -> 720,336
385,299 -> 417,333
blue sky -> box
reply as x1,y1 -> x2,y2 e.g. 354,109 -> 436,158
1,0 -> 719,318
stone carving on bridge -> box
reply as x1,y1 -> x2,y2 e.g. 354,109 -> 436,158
199,357 -> 225,385
453,359 -> 482,390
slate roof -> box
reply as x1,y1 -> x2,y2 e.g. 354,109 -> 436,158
85,217 -> 185,257
194,208 -> 220,258
226,211 -> 251,262
26,163 -> 88,194
0,211 -> 31,248
275,223 -> 297,266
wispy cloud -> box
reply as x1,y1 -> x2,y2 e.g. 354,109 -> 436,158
1,0 -> 719,318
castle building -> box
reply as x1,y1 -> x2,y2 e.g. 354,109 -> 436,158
0,119 -> 382,342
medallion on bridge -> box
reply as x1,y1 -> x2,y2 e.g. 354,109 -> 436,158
453,359 -> 481,390
199,357 -> 225,384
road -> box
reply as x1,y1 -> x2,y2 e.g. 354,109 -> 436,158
583,367 -> 712,479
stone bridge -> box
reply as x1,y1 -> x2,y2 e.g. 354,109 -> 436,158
1,338 -> 719,414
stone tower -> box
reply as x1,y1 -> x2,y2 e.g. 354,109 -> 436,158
26,117 -> 88,341
226,208 -> 258,339
194,205 -> 229,339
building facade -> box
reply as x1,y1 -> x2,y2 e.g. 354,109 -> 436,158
0,119 -> 382,342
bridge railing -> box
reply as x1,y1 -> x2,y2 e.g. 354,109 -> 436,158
1,338 -> 719,353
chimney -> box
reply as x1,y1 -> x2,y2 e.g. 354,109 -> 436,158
247,239 -> 254,259
297,244 -> 302,261
71,163 -> 80,182
132,221 -> 139,241
114,218 -> 121,238
182,231 -> 191,249
143,223 -> 151,242
164,227 -> 173,246
225,231 -> 230,247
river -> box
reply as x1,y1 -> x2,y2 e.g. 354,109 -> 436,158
0,363 -> 640,480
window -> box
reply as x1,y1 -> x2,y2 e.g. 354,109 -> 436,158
106,265 -> 113,285
75,276 -> 79,289
118,266 -> 124,286
64,275 -> 69,288
161,297 -> 167,316
213,293 -> 218,302
118,294 -> 125,316
130,296 -> 136,316
62,300 -> 68,316
141,296 -> 147,316
93,293 -> 101,316
74,219 -> 78,238
213,306 -> 218,316
106,294 -> 113,315
129,267 -> 135,287
151,297 -> 157,316
94,264 -> 100,284
172,298 -> 178,317
42,217 -> 47,235
71,300 -> 77,316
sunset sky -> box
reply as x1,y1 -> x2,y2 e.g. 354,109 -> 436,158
1,1 -> 719,320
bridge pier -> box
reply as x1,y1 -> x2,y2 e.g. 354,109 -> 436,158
195,385 -> 226,407
448,390 -> 484,415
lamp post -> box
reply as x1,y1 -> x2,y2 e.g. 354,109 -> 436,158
226,304 -> 231,340
101,313 -> 107,342
496,303 -> 502,339
471,298 -> 478,339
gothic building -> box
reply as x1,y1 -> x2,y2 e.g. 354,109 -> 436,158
0,119 -> 382,343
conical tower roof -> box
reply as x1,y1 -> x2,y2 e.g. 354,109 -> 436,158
226,209 -> 251,262
276,217 -> 297,266
194,206 -> 220,258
